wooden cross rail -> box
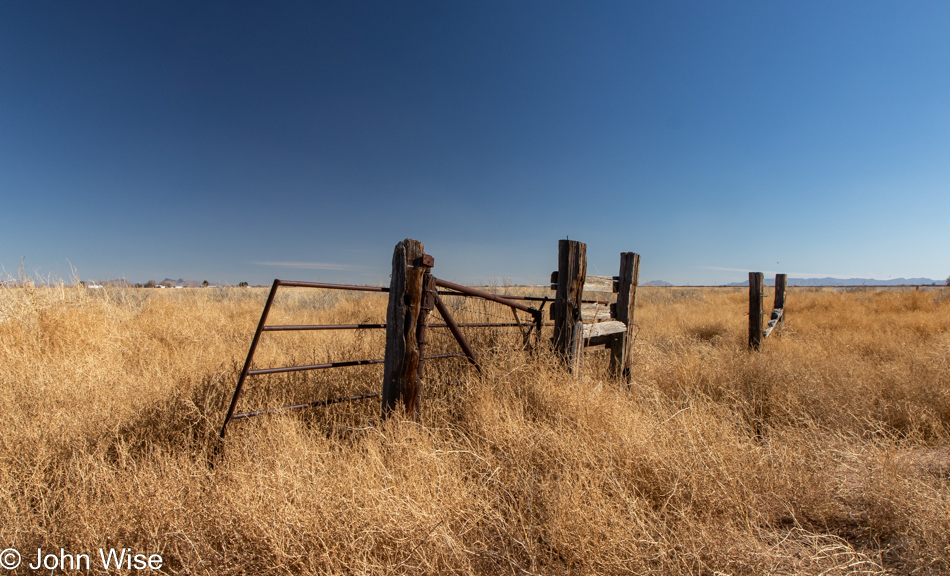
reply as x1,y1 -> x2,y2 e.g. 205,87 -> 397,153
749,272 -> 787,350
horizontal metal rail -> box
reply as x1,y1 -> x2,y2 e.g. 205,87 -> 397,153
263,323 -> 387,331
247,353 -> 467,376
249,358 -> 385,376
232,392 -> 381,419
438,290 -> 550,303
431,322 -> 553,328
275,279 -> 389,292
261,322 -> 555,332
438,290 -> 604,305
230,354 -> 467,420
434,278 -> 540,316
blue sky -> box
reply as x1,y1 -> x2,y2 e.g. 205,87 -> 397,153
2,1 -> 948,286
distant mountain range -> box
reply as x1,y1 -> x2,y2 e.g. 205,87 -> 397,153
723,277 -> 942,287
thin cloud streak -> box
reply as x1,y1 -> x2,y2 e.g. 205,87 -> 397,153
252,261 -> 369,272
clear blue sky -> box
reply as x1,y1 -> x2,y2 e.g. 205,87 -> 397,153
2,1 -> 948,286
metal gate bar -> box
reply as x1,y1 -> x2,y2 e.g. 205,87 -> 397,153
230,354 -> 467,421
262,322 -> 552,332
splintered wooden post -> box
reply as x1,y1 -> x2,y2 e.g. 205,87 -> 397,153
552,240 -> 587,375
748,272 -> 764,350
610,252 -> 640,384
774,273 -> 787,324
382,239 -> 429,418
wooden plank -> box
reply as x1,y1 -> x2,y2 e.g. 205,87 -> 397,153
550,272 -> 618,294
382,238 -> 426,418
581,302 -> 612,321
763,308 -> 783,338
581,290 -> 614,303
553,240 -> 587,370
610,252 -> 639,383
551,303 -> 616,321
583,275 -> 617,293
748,272 -> 764,350
584,320 -> 627,339
585,321 -> 627,348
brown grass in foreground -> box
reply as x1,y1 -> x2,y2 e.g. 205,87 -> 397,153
1,283 -> 949,574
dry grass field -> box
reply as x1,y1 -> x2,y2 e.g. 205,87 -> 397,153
1,281 -> 949,574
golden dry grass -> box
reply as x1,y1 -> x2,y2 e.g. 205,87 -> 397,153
1,282 -> 949,574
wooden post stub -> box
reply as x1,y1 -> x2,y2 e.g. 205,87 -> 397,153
610,252 -> 640,384
553,239 -> 587,373
749,272 -> 764,351
382,238 -> 428,418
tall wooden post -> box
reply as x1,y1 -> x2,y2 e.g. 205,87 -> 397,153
774,273 -> 787,328
748,272 -> 764,350
382,239 -> 431,418
552,240 -> 587,375
610,252 -> 640,384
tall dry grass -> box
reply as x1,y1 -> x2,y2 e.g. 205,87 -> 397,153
1,282 -> 948,574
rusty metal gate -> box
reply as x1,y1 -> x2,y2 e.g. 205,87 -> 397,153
218,249 -> 551,440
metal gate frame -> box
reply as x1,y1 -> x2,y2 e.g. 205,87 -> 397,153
219,273 -> 550,440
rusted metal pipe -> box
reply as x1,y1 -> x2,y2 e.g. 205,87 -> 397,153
248,358 -> 386,376
430,322 -> 551,328
263,323 -> 386,331
433,292 -> 481,372
436,291 -> 603,305
264,322 -> 550,331
232,392 -> 382,419
434,278 -> 539,316
248,353 -> 467,379
276,280 -> 389,292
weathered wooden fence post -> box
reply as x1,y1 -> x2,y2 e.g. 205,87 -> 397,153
610,252 -> 640,384
553,239 -> 587,375
748,272 -> 764,350
774,273 -> 787,328
382,238 -> 432,418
